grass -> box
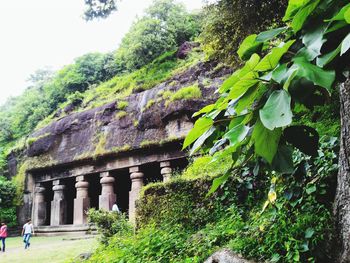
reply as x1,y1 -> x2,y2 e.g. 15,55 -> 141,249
0,235 -> 97,263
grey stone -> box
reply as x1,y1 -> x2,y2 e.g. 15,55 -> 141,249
204,249 -> 254,263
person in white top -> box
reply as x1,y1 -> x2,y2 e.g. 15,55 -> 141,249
112,203 -> 120,213
21,218 -> 34,249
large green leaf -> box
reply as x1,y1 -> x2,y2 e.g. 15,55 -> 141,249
294,57 -> 335,92
272,64 -> 298,90
327,3 -> 350,22
283,0 -> 311,21
235,83 -> 267,114
256,27 -> 288,42
183,117 -> 213,149
237,35 -> 263,60
227,77 -> 259,100
252,119 -> 282,164
272,145 -> 294,174
301,24 -> 327,60
219,54 -> 260,93
291,0 -> 320,33
341,33 -> 350,56
223,124 -> 250,147
316,44 -> 341,67
255,40 -> 295,72
259,90 -> 293,130
207,171 -> 230,196
345,7 -> 350,23
190,126 -> 216,155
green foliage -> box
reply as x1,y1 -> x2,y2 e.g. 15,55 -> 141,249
181,155 -> 232,180
88,137 -> 337,262
200,0 -> 287,63
184,0 -> 346,193
115,0 -> 201,71
87,209 -> 132,245
0,176 -> 17,226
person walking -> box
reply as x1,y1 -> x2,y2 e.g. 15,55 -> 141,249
0,222 -> 8,252
22,219 -> 34,249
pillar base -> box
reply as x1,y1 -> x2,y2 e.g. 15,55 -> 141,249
74,197 -> 90,225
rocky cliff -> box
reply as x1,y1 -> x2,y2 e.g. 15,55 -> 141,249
10,59 -> 231,174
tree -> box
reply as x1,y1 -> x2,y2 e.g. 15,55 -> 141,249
115,0 -> 201,71
184,0 -> 350,261
199,0 -> 287,64
84,0 -> 117,21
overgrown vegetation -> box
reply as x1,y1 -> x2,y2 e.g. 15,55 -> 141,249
200,0 -> 287,64
88,137 -> 337,262
0,176 -> 17,226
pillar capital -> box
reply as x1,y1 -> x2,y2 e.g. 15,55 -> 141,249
75,181 -> 89,189
100,171 -> 110,178
100,176 -> 115,184
130,172 -> 144,181
160,161 -> 171,168
53,185 -> 66,192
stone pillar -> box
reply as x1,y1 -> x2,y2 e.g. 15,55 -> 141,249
50,180 -> 67,226
160,161 -> 173,182
99,172 -> 116,211
33,184 -> 46,227
129,166 -> 144,223
74,176 -> 90,225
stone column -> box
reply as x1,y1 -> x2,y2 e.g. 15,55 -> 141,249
129,166 -> 144,222
160,161 -> 173,182
99,172 -> 116,211
50,180 -> 67,226
33,184 -> 46,227
74,176 -> 90,225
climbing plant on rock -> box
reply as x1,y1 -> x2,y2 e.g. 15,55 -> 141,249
184,0 -> 350,261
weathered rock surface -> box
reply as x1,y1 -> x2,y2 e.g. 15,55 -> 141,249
204,249 -> 254,263
17,60 -> 232,172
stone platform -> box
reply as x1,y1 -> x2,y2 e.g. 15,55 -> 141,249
35,224 -> 96,236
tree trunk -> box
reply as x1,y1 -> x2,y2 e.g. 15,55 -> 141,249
335,79 -> 350,262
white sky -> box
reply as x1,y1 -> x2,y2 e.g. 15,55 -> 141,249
0,0 -> 204,105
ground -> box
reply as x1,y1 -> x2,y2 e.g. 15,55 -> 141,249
0,235 -> 97,263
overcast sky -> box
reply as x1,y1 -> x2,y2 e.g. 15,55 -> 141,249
0,0 -> 203,105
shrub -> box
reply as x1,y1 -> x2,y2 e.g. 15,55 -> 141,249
87,209 -> 132,245
0,176 -> 17,227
